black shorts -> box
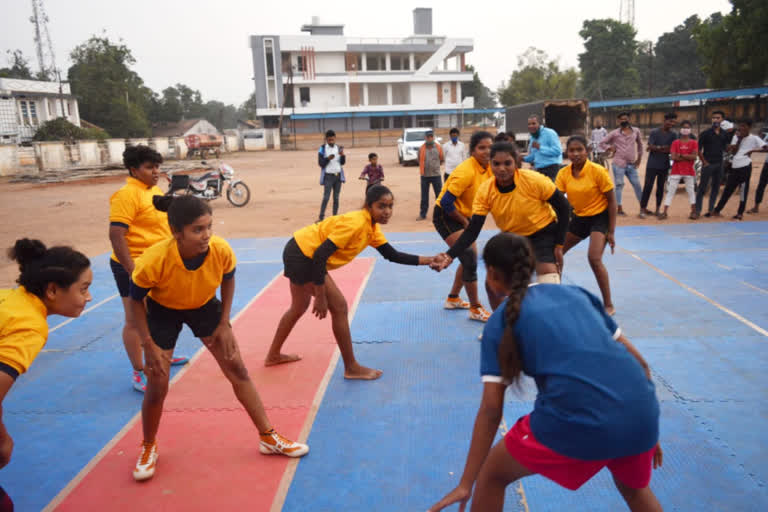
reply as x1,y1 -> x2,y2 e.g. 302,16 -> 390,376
569,209 -> 610,240
110,258 -> 130,297
433,205 -> 464,240
146,296 -> 222,350
526,222 -> 558,264
283,237 -> 320,285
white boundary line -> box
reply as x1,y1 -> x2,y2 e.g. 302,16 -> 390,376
622,248 -> 768,337
269,259 -> 377,512
48,293 -> 119,334
498,417 -> 531,512
741,281 -> 768,295
42,272 -> 284,512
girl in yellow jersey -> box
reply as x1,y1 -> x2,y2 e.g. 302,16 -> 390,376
432,131 -> 495,322
555,135 -> 618,315
128,196 -> 308,482
109,145 -> 187,393
434,142 -> 571,309
0,239 -> 93,476
265,185 -> 437,380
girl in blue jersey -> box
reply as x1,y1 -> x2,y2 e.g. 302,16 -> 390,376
429,233 -> 663,512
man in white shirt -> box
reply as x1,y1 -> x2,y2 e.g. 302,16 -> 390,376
713,119 -> 768,220
442,127 -> 467,182
317,129 -> 346,221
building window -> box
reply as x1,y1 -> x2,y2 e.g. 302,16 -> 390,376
390,54 -> 410,71
393,116 -> 408,128
65,100 -> 70,116
299,87 -> 310,106
415,115 -> 434,128
265,40 -> 275,77
19,100 -> 38,126
366,55 -> 385,71
370,117 -> 390,129
297,55 -> 306,72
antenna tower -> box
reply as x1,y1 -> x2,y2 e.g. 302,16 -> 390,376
29,0 -> 57,80
619,0 -> 636,27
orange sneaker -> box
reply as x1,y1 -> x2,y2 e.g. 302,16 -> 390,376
259,429 -> 309,458
469,305 -> 491,322
133,441 -> 158,481
444,296 -> 470,310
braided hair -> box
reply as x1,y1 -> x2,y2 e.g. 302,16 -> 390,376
482,233 -> 535,383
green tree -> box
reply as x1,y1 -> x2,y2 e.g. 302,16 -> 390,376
654,16 -> 707,94
578,19 -> 640,100
0,50 -> 34,79
238,92 -> 258,120
461,64 -> 496,109
67,36 -> 152,137
203,100 -> 238,130
33,118 -> 108,141
497,47 -> 580,106
173,83 -> 205,119
694,1 -> 768,88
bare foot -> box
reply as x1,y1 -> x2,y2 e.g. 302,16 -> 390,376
605,305 -> 616,316
344,363 -> 383,380
264,353 -> 302,366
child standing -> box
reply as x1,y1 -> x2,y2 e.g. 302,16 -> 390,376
359,153 -> 384,192
129,196 -> 307,482
0,239 -> 93,503
265,185 -> 437,380
109,145 -> 188,393
556,135 -> 618,315
429,233 -> 662,512
659,120 -> 698,220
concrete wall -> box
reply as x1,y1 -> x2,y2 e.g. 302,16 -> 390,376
77,141 -> 100,166
174,138 -> 188,159
127,138 -> 149,147
0,145 -> 18,176
105,139 -> 126,165
410,82 -> 437,104
300,84 -> 346,109
313,52 -> 346,73
224,135 -> 239,152
151,138 -> 170,157
34,142 -> 67,170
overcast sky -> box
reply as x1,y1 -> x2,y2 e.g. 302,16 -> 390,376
1,0 -> 731,106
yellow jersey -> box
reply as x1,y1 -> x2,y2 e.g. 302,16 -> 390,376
294,209 -> 388,270
473,169 -> 557,236
436,157 -> 493,218
132,235 -> 236,310
555,161 -> 614,217
109,176 -> 171,262
0,287 -> 48,376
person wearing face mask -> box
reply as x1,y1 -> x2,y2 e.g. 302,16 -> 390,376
600,112 -> 644,217
418,131 -> 445,220
443,127 -> 467,182
696,111 -> 730,217
523,115 -> 563,181
641,113 -> 678,218
659,120 -> 698,220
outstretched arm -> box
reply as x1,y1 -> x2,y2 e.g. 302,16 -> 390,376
375,243 -> 433,266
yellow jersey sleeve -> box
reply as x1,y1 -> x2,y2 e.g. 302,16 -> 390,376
0,331 -> 46,374
472,179 -> 493,216
533,171 -> 557,200
109,187 -> 138,225
327,215 -> 365,249
555,168 -> 568,193
446,164 -> 475,198
218,238 -> 237,274
131,247 -> 163,290
594,164 -> 614,193
370,225 -> 388,248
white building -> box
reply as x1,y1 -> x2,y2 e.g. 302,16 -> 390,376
0,78 -> 81,144
249,8 -> 479,134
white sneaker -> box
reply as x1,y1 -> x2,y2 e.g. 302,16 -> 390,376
133,441 -> 158,481
444,297 -> 471,310
259,430 -> 309,458
469,305 -> 491,322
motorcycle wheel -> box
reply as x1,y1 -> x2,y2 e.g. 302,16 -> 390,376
227,182 -> 251,207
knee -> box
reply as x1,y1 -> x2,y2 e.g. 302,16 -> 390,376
588,255 -> 603,269
224,359 -> 250,382
328,298 -> 349,317
292,297 -> 311,316
459,250 -> 478,282
145,380 -> 169,403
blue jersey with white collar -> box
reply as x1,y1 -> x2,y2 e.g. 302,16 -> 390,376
480,284 -> 659,460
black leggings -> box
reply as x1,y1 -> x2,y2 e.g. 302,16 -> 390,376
715,165 -> 751,215
755,160 -> 768,206
640,167 -> 668,210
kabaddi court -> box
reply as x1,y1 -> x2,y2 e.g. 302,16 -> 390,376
3,221 -> 768,511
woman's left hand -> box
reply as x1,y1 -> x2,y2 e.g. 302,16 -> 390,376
554,246 -> 564,274
606,232 -> 616,254
653,442 -> 663,469
428,485 -> 472,512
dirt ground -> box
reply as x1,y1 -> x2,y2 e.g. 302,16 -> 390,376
1,145 -> 766,288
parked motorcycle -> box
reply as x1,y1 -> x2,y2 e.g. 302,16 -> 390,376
165,163 -> 251,207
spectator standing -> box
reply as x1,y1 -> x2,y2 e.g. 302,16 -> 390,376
359,153 -> 384,192
697,111 -> 731,217
641,113 -> 678,217
746,132 -> 768,214
317,130 -> 346,222
600,112 -> 644,216
590,121 -> 608,166
659,120 -> 698,220
523,115 -> 563,181
418,131 -> 444,220
443,128 -> 467,182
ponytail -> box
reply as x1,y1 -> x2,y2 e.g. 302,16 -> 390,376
482,233 -> 535,383
8,238 -> 90,298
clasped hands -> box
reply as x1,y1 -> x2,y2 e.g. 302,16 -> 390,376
429,252 -> 453,272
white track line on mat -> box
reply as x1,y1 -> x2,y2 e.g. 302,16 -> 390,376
270,259 -> 377,512
48,293 -> 119,335
43,272 -> 283,512
622,248 -> 768,338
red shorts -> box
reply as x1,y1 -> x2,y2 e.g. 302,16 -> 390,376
504,415 -> 656,491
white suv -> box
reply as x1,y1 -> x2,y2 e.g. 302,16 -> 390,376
397,128 -> 441,165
